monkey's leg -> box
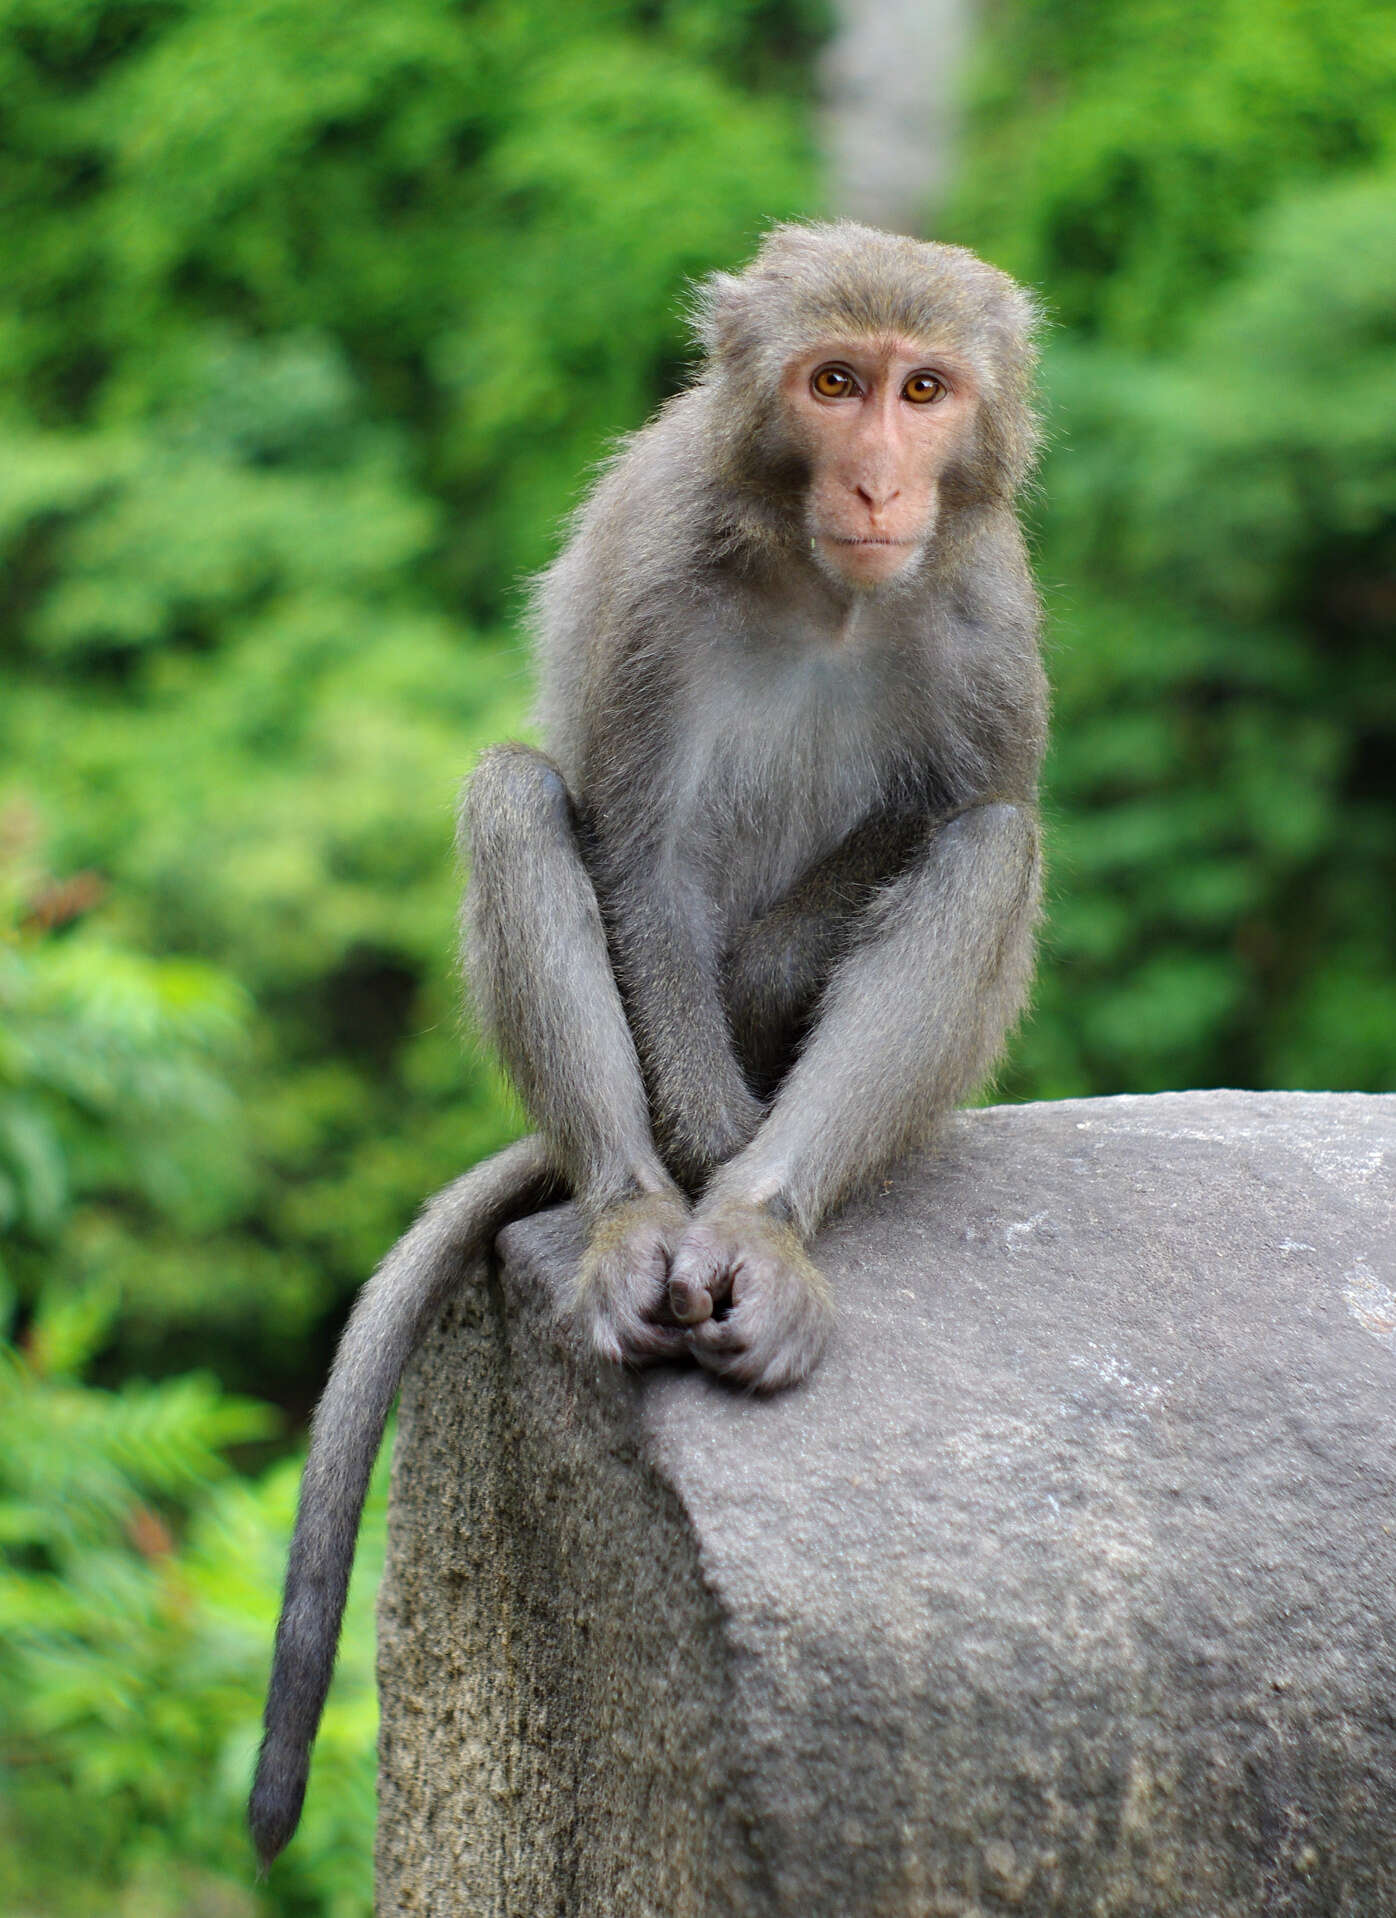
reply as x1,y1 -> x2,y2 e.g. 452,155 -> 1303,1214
588,875 -> 767,1191
461,744 -> 691,1361
674,802 -> 1042,1388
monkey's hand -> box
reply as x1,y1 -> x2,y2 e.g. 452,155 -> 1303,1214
573,1190 -> 692,1366
667,1203 -> 833,1392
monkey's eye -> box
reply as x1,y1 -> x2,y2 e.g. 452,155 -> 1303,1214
811,365 -> 858,400
903,373 -> 948,405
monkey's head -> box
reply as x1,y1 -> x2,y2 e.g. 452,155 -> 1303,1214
691,222 -> 1041,590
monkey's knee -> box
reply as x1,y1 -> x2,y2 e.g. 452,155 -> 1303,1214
929,801 -> 1041,893
939,799 -> 1032,843
975,801 -> 1042,884
458,743 -> 574,863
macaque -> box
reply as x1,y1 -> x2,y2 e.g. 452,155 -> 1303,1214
251,221 -> 1046,1867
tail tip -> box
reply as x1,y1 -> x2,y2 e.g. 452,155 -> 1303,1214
248,1750 -> 308,1871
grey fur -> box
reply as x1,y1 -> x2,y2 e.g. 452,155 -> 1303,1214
250,220 -> 1047,1867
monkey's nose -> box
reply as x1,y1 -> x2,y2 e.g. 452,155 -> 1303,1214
854,482 -> 901,511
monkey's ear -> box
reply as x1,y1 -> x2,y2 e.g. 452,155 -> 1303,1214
688,271 -> 753,362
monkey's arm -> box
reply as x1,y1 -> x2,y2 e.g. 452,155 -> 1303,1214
618,806 -> 946,1180
464,746 -> 679,1217
462,744 -> 695,1361
670,802 -> 1041,1386
254,739 -> 712,1868
722,800 -> 1039,1229
602,876 -> 767,1191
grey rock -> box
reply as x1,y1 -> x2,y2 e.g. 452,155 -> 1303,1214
377,1091 -> 1396,1916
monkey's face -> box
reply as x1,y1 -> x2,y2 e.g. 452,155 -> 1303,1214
780,337 -> 977,589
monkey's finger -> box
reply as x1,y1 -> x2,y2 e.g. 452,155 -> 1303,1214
689,1326 -> 802,1395
670,1230 -> 737,1322
592,1307 -> 686,1365
686,1318 -> 747,1358
667,1274 -> 715,1324
642,1286 -> 686,1328
622,1322 -> 690,1365
689,1335 -> 801,1395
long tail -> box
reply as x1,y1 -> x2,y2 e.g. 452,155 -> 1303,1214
248,1134 -> 559,1869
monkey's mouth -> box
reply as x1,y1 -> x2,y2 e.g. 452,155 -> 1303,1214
827,535 -> 915,546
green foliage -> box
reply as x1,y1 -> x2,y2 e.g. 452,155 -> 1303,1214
2,0 -> 819,606
963,29 -> 1396,1102
951,0 -> 1396,347
0,857 -> 383,1914
0,818 -> 250,1270
0,1279 -> 383,1918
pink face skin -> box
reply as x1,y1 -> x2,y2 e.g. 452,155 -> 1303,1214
780,336 -> 978,590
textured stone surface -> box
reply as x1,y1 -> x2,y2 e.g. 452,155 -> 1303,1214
377,1091 -> 1396,1916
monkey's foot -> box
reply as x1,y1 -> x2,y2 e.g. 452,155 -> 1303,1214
572,1191 -> 691,1366
668,1205 -> 833,1392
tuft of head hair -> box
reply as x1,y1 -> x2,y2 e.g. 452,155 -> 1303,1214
688,222 -> 1043,497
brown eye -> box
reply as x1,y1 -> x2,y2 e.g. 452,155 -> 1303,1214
903,373 -> 947,405
811,365 -> 857,400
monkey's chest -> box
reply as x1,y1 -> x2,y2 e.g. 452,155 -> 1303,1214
669,660 -> 894,927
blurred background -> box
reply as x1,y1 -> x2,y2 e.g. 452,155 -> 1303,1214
1,0 -> 1392,1909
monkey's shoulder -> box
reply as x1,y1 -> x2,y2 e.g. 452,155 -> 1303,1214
533,402 -> 725,648
558,391 -> 717,564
